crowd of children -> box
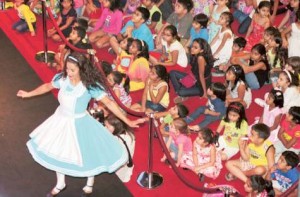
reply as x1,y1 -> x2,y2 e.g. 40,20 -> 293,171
9,0 -> 300,195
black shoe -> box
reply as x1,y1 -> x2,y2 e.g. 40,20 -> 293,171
198,173 -> 205,182
46,185 -> 66,197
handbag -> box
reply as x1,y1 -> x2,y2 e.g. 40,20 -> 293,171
179,72 -> 197,88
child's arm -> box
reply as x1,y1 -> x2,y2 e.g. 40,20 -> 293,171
270,0 -> 279,23
278,129 -> 298,149
148,83 -> 167,104
198,56 -> 208,98
204,109 -> 220,117
212,32 -> 231,57
278,11 -> 290,30
281,25 -> 292,48
192,141 -> 199,168
176,143 -> 184,166
239,138 -> 250,161
153,111 -> 170,119
109,36 -> 122,56
184,37 -> 192,52
23,7 -> 36,36
141,79 -> 150,112
266,145 -> 275,169
157,50 -> 179,66
159,122 -> 170,136
227,83 -> 246,104
114,87 -> 121,100
241,61 -> 266,74
215,122 -> 224,135
269,114 -> 282,131
59,16 -> 76,31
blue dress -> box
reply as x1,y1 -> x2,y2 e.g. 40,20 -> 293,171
26,75 -> 128,177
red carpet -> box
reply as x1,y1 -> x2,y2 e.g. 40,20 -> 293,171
0,9 -> 277,196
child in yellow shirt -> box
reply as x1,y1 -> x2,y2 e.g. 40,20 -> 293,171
12,0 -> 36,36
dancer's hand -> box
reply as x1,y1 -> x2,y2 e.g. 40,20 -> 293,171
17,90 -> 30,98
127,118 -> 145,128
31,32 -> 36,37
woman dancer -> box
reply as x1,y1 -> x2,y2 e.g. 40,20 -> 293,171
17,52 -> 142,196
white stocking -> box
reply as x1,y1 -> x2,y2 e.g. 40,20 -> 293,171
55,172 -> 66,189
83,176 -> 94,193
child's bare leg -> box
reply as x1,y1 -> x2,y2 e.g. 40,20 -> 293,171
225,159 -> 248,182
95,35 -> 110,49
52,34 -> 62,42
244,166 -> 266,177
89,30 -> 106,43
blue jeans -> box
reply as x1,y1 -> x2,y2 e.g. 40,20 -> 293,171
245,72 -> 260,89
233,10 -> 252,34
12,19 -> 32,33
185,106 -> 222,128
146,100 -> 166,112
170,70 -> 209,97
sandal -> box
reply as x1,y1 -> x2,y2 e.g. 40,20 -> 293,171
225,173 -> 237,181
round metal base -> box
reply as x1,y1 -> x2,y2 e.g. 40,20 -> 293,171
137,171 -> 163,189
35,51 -> 55,63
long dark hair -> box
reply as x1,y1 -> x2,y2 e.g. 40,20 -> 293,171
250,44 -> 270,71
190,38 -> 214,69
111,71 -> 130,94
249,175 -> 275,196
56,52 -> 106,90
133,39 -> 149,60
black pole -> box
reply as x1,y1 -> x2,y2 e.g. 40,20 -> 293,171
35,0 -> 55,63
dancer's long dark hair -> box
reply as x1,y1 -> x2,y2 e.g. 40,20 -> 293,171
56,52 -> 106,90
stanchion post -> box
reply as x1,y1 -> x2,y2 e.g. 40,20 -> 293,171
137,113 -> 163,189
35,0 -> 55,63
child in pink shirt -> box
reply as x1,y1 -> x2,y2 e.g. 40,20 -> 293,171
89,0 -> 123,48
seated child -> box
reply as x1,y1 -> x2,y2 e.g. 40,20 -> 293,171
53,26 -> 92,70
119,7 -> 154,51
180,128 -> 222,181
131,65 -> 169,112
217,102 -> 248,161
107,71 -> 132,107
225,123 -> 275,183
187,82 -> 227,132
274,106 -> 300,156
12,0 -> 36,37
184,13 -> 209,52
266,151 -> 300,195
89,0 -> 123,49
142,0 -> 163,34
213,37 -> 247,76
161,118 -> 192,167
253,88 -> 284,143
156,0 -> 193,46
104,115 -> 135,183
154,104 -> 189,137
109,36 -> 134,70
225,64 -> 252,109
149,25 -> 188,72
47,0 -> 77,42
244,175 -> 275,197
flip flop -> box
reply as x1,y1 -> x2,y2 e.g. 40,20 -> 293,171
225,173 -> 237,181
